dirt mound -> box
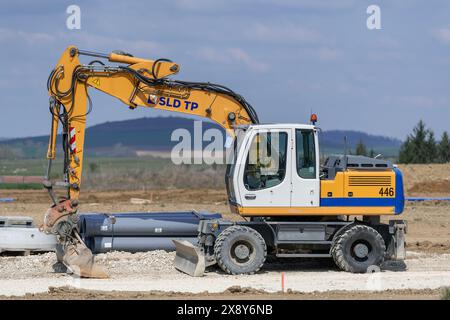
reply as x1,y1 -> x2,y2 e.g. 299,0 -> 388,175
408,180 -> 450,195
2,285 -> 446,300
407,241 -> 450,253
225,285 -> 267,294
398,163 -> 450,196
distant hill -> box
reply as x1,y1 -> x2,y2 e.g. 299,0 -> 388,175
319,130 -> 402,156
0,117 -> 402,158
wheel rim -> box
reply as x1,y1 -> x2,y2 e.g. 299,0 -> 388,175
230,240 -> 255,265
350,240 -> 372,262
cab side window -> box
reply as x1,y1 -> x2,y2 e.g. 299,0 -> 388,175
296,129 -> 316,179
243,132 -> 288,191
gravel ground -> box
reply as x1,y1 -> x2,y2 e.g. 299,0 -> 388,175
0,250 -> 177,280
1,251 -> 449,297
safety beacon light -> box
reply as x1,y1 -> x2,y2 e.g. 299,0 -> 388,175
310,113 -> 318,125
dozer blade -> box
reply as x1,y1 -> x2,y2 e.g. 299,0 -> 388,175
173,239 -> 206,277
62,240 -> 108,279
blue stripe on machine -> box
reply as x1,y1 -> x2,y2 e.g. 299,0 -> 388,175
320,197 -> 395,207
394,167 -> 405,214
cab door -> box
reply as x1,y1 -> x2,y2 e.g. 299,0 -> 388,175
236,129 -> 292,207
290,129 -> 320,207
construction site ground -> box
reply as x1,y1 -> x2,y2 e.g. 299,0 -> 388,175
0,163 -> 449,299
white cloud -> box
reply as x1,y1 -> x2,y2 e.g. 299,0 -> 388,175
175,0 -> 355,11
195,47 -> 229,64
60,32 -> 164,56
374,37 -> 400,49
228,48 -> 268,72
398,95 -> 435,108
433,27 -> 450,44
318,47 -> 340,61
262,0 -> 355,9
175,0 -> 227,11
0,28 -> 164,57
367,51 -> 403,61
195,47 -> 268,72
245,23 -> 322,43
0,28 -> 54,45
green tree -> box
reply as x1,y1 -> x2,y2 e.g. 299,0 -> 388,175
369,149 -> 375,158
438,131 -> 450,163
399,136 -> 414,163
425,131 -> 437,163
412,120 -> 430,163
355,139 -> 368,156
89,162 -> 100,173
399,120 -> 437,163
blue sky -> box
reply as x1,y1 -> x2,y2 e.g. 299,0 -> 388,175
0,0 -> 449,139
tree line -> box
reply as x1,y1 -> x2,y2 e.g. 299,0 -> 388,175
346,140 -> 376,157
399,120 -> 449,163
351,120 -> 449,164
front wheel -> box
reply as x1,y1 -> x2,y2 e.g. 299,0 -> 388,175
214,225 -> 267,275
331,224 -> 386,273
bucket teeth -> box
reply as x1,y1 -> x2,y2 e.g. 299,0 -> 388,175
173,240 -> 206,277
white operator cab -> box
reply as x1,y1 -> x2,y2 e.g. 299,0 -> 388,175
226,124 -> 320,210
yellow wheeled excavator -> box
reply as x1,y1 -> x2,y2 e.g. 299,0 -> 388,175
42,46 -> 406,278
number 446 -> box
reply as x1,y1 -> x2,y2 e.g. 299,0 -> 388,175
379,187 -> 394,197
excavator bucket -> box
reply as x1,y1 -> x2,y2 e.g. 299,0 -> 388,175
42,201 -> 108,279
62,240 -> 108,278
173,240 -> 206,277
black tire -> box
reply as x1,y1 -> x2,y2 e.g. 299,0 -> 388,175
330,224 -> 353,256
331,224 -> 386,273
214,225 -> 267,275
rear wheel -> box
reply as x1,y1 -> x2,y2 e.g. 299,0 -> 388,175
331,224 -> 385,273
214,225 -> 267,275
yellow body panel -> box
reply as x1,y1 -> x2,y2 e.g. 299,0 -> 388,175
320,172 -> 345,198
320,170 -> 396,200
344,170 -> 395,198
231,204 -> 395,216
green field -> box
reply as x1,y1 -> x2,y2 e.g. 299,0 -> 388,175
0,157 -> 226,190
0,183 -> 42,190
0,148 -> 400,191
0,157 -> 169,177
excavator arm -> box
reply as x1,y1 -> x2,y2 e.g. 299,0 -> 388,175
42,46 -> 258,278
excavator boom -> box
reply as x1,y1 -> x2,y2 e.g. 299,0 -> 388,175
43,46 -> 258,278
